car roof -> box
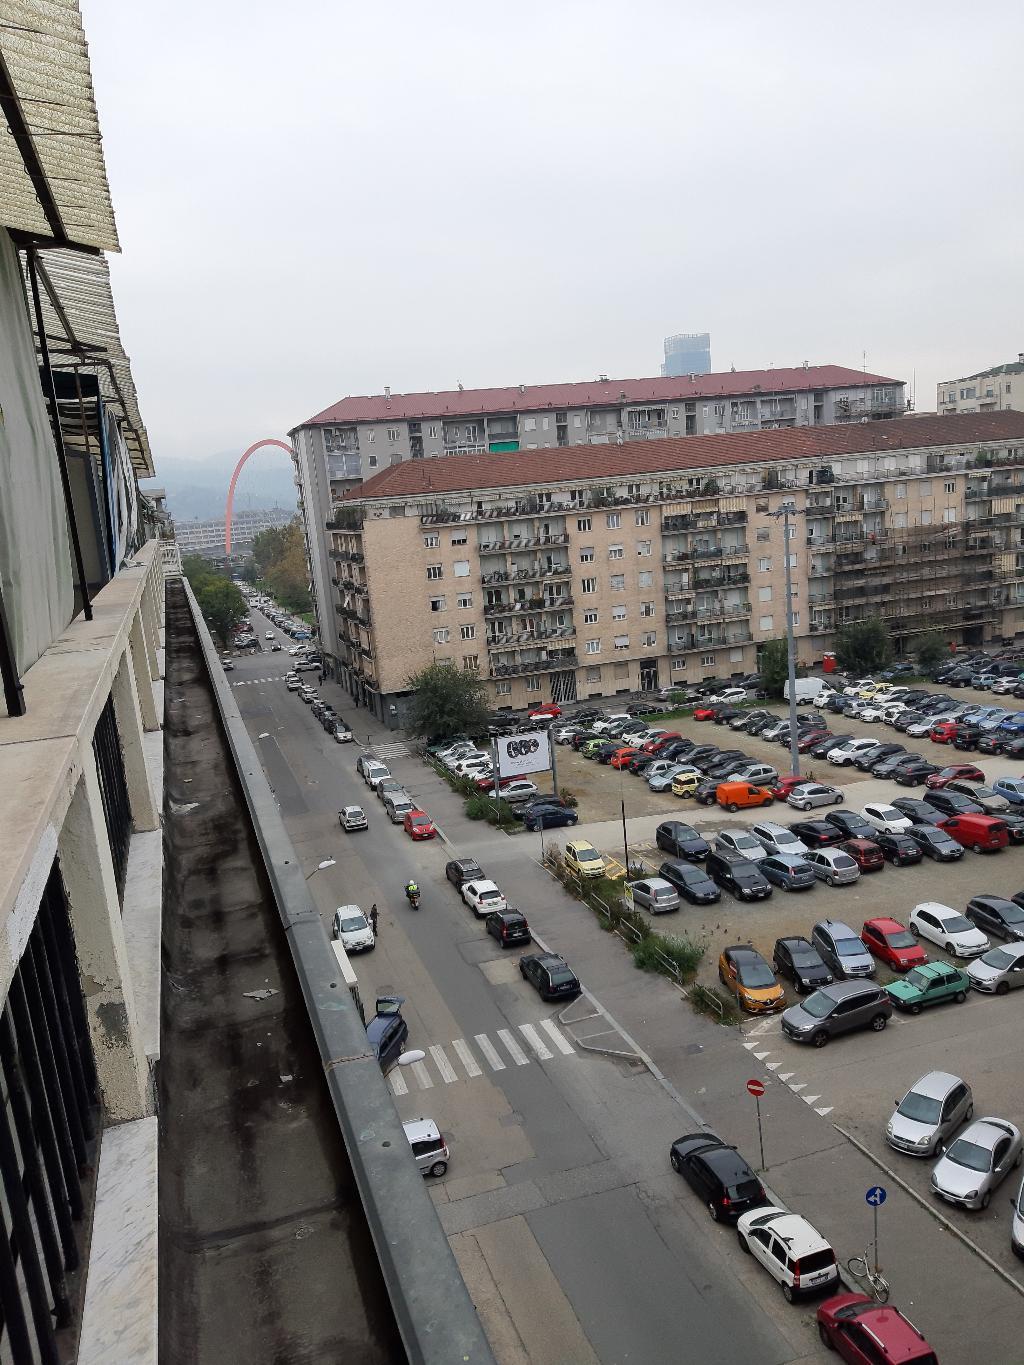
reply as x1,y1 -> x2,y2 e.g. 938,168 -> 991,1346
467,879 -> 499,891
908,1070 -> 963,1100
777,935 -> 814,950
865,916 -> 906,932
402,1118 -> 441,1145
914,900 -> 957,919
726,943 -> 762,962
961,1118 -> 1017,1151
567,838 -> 596,851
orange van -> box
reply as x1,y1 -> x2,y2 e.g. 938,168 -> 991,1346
716,781 -> 775,813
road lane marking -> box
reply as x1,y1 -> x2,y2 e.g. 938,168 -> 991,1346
518,1024 -> 553,1060
452,1038 -> 482,1077
497,1028 -> 530,1066
475,1033 -> 506,1071
429,1045 -> 458,1083
753,1050 -> 772,1060
789,1082 -> 806,1091
390,1069 -> 408,1096
778,1072 -> 795,1081
815,1106 -> 834,1116
411,1061 -> 433,1089
802,1094 -> 821,1105
765,1061 -> 782,1071
539,1019 -> 575,1055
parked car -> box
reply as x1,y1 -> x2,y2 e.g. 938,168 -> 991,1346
873,830 -> 925,866
461,880 -> 508,916
906,824 -> 966,861
630,878 -> 682,914
657,859 -> 720,904
655,821 -> 710,860
564,839 -> 606,879
787,782 -> 844,811
945,780 -> 1012,814
803,848 -> 860,886
524,804 -> 579,831
445,857 -> 484,889
967,942 -> 1024,995
886,1071 -> 973,1157
771,774 -> 810,801
363,761 -> 392,789
811,919 -> 875,977
366,996 -> 409,1073
816,1293 -> 939,1363
824,810 -> 876,841
718,944 -> 786,1013
909,902 -> 990,957
772,936 -> 833,993
861,802 -> 913,834
852,743 -> 907,772
669,1132 -> 767,1222
332,723 -> 354,743
760,854 -> 816,891
965,895 -> 1024,942
332,904 -> 375,953
891,797 -> 944,826
716,781 -> 774,811
886,961 -> 970,1013
781,980 -> 892,1047
992,777 -> 1024,805
861,917 -> 927,971
790,819 -> 845,849
385,794 -> 415,824
827,738 -> 880,765
715,829 -> 768,862
891,759 -> 939,785
519,952 -> 581,1001
705,849 -> 772,901
339,804 -> 368,831
925,763 -> 985,789
940,813 -> 1010,853
931,1117 -> 1023,1210
750,822 -> 807,858
403,1118 -> 450,1179
735,1206 -> 839,1300
838,838 -> 884,872
486,909 -> 532,948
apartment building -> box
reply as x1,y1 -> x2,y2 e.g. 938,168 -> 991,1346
323,412 -> 1024,724
938,356 -> 1023,415
175,504 -> 296,555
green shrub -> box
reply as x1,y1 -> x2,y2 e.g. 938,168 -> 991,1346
464,795 -> 491,821
558,787 -> 579,808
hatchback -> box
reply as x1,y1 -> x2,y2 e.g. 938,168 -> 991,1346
714,829 -> 768,862
811,919 -> 874,977
967,942 -> 1024,995
839,838 -> 884,872
931,1117 -> 1023,1210
485,909 -> 531,948
816,1294 -> 939,1363
760,854 -> 816,891
564,839 -> 606,878
909,902 -> 990,957
750,822 -> 808,858
886,962 -> 970,1013
873,830 -> 924,866
404,809 -> 436,840
925,763 -> 985,789
403,1118 -> 450,1179
718,945 -> 786,1013
630,877 -> 681,914
781,980 -> 891,1047
445,857 -> 484,889
886,1071 -> 973,1157
519,952 -> 581,1001
669,1132 -> 767,1222
965,895 -> 1024,941
787,783 -> 844,811
657,859 -> 720,904
803,848 -> 860,886
861,917 -> 927,972
339,804 -> 368,832
655,821 -> 710,860
790,819 -> 844,849
772,936 -> 833,993
906,824 -> 965,861
824,810 -> 875,841
736,1206 -> 839,1301
524,805 -> 578,831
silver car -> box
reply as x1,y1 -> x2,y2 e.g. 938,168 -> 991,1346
886,1071 -> 973,1157
750,822 -> 808,859
931,1117 -> 1023,1210
629,877 -> 682,914
787,782 -> 844,810
803,848 -> 860,886
967,942 -> 1024,995
714,830 -> 768,862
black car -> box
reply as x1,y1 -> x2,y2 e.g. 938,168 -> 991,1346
893,710 -> 925,732
923,790 -> 985,818
965,896 -> 1024,942
773,936 -> 834,993
668,1132 -> 767,1222
871,751 -> 922,780
486,909 -> 532,948
655,821 -> 710,860
366,996 -> 409,1073
519,953 -> 581,1001
571,730 -> 601,751
998,812 -> 1024,845
628,753 -> 658,774
891,797 -> 945,826
594,742 -> 621,763
825,694 -> 855,714
705,850 -> 772,901
660,740 -> 696,762
737,709 -> 772,732
445,857 -> 485,888
705,757 -> 752,781
892,760 -> 940,786
905,823 -> 965,861
514,794 -> 567,820
687,745 -> 721,768
745,714 -> 776,735
873,830 -> 924,866
952,726 -> 984,751
693,779 -> 720,806
825,810 -> 877,841
852,743 -> 906,772
977,732 -> 1011,755
658,859 -> 721,904
760,855 -> 816,891
789,819 -> 845,849
524,805 -> 579,831
808,732 -> 852,759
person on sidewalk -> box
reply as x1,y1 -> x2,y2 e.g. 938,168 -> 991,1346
369,903 -> 379,935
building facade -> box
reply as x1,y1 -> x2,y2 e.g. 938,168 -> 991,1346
321,412 -> 1024,723
938,356 -> 1023,415
662,332 -> 712,377
175,504 -> 296,555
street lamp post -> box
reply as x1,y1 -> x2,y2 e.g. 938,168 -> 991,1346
305,857 -> 336,880
770,500 -> 803,782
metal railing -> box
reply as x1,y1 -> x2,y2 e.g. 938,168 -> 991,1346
92,694 -> 131,902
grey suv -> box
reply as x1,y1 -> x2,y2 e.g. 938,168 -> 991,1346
781,980 -> 892,1047
811,919 -> 875,979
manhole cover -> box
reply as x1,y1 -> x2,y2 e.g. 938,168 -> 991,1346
685,1043 -> 704,1056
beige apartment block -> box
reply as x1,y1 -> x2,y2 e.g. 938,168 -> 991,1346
323,412 -> 1024,726
938,357 -> 1023,415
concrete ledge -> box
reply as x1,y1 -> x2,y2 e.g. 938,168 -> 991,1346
122,829 -> 163,1068
78,1116 -> 158,1365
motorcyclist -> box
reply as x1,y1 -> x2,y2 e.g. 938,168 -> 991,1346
405,879 -> 419,901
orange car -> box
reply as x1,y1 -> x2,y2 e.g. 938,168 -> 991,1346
610,747 -> 641,769
718,945 -> 786,1013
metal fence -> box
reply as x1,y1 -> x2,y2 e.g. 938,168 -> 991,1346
91,694 -> 131,900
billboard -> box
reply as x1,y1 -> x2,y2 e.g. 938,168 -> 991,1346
494,731 -> 551,777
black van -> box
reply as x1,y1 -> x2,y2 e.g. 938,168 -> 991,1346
366,996 -> 409,1072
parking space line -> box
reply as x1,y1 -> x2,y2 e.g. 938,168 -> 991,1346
518,1024 -> 553,1060
474,1033 -> 506,1071
497,1028 -> 530,1066
389,1069 -> 408,1096
452,1038 -> 482,1077
411,1060 -> 434,1089
539,1019 -> 575,1055
429,1045 -> 458,1083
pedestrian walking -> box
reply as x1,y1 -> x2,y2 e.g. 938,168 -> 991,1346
369,903 -> 379,935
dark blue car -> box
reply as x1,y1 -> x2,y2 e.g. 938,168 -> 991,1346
524,805 -> 579,831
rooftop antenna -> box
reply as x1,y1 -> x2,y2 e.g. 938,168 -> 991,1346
457,381 -> 464,391
862,350 -> 867,372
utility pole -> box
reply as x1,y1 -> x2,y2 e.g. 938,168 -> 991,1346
770,500 -> 802,781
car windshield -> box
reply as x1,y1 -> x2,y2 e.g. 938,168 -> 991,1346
941,914 -> 974,933
735,869 -> 761,885
791,948 -> 821,966
339,915 -> 368,934
905,968 -> 932,990
836,938 -> 865,957
800,993 -> 835,1019
411,815 -> 430,826
944,1138 -> 992,1173
885,929 -> 916,948
731,834 -> 759,850
898,1091 -> 941,1124
981,947 -> 1018,969
548,968 -> 576,985
876,807 -> 899,820
575,847 -> 601,862
737,961 -> 776,989
677,826 -> 699,840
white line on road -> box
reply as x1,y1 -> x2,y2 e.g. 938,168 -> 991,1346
753,1050 -> 772,1061
474,1033 -> 506,1071
518,1023 -> 553,1060
390,1069 -> 408,1096
497,1028 -> 530,1066
411,1060 -> 434,1089
539,1019 -> 575,1055
451,1038 -> 482,1077
802,1094 -> 821,1105
778,1072 -> 795,1082
429,1045 -> 458,1083
789,1082 -> 806,1092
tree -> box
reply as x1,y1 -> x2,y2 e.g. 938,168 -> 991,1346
915,632 -> 949,673
834,617 -> 892,674
406,662 -> 490,741
760,638 -> 790,698
196,577 -> 247,646
252,520 -> 312,614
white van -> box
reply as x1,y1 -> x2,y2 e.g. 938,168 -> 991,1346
784,678 -> 833,705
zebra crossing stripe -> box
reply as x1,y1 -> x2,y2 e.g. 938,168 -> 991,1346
518,1023 -> 553,1060
452,1038 -> 482,1077
389,1069 -> 408,1096
474,1033 -> 505,1071
539,1020 -> 575,1055
429,1045 -> 458,1084
411,1060 -> 433,1089
496,1028 -> 530,1066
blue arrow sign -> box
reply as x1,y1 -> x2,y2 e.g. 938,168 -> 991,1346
865,1186 -> 887,1207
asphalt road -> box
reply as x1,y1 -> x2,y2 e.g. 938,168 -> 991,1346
227,620 -> 826,1365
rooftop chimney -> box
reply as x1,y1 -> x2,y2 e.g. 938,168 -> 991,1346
384,385 -> 391,402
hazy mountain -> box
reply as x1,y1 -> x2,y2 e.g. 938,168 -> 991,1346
141,449 -> 299,522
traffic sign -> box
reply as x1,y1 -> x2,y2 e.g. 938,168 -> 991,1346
865,1186 -> 887,1207
746,1078 -> 766,1098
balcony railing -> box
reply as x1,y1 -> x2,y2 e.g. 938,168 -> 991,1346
483,595 -> 574,617
667,629 -> 753,653
481,564 -> 572,585
478,532 -> 570,552
665,602 -> 751,624
489,653 -> 578,679
693,570 -> 750,589
486,625 -> 577,650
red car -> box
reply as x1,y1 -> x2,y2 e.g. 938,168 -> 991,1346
797,729 -> 832,753
929,721 -> 958,744
816,1292 -> 937,1363
770,774 -> 807,800
528,703 -> 561,718
474,773 -> 518,791
403,809 -> 436,840
839,838 -> 884,872
645,732 -> 682,754
861,916 -> 927,971
693,706 -> 717,721
641,731 -> 671,752
610,747 -> 640,769
924,762 -> 985,789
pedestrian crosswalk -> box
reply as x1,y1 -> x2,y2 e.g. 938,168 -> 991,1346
231,677 -> 284,686
389,1020 -> 576,1094
368,739 -> 413,760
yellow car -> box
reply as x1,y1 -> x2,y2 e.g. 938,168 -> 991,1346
564,839 -> 607,879
718,945 -> 787,1013
671,772 -> 700,798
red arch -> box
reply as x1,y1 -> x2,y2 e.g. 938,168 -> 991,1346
225,439 -> 295,552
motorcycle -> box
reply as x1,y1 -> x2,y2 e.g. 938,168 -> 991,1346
405,886 -> 421,910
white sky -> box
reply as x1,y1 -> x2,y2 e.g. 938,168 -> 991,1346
83,0 -> 1024,465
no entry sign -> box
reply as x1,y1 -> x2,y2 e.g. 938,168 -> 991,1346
746,1078 -> 766,1098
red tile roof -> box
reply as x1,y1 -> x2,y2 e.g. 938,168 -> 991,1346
302,364 -> 900,427
345,411 -> 1024,504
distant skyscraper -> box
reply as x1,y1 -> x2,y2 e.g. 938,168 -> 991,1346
662,332 -> 711,377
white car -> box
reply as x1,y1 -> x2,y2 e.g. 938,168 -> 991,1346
931,1117 -> 1023,1211
827,738 -> 879,765
460,880 -> 507,917
450,756 -> 493,778
707,687 -> 748,704
265,631 -> 275,640
907,714 -> 954,737
861,802 -> 913,834
363,762 -> 392,789
910,902 -> 991,958
713,830 -> 768,862
735,1206 -> 839,1302
591,713 -> 632,733
339,804 -> 368,831
286,677 -> 302,691
843,678 -> 878,697
856,704 -> 889,723
332,904 -> 375,953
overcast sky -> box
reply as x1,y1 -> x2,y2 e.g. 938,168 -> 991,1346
84,0 -> 1024,470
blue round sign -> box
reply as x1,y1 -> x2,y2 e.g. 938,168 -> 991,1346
865,1186 -> 887,1207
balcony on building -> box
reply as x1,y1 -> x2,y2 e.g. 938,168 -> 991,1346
486,414 -> 520,452
833,389 -> 903,422
668,628 -> 753,653
442,419 -> 486,455
625,406 -> 668,439
489,650 -> 578,678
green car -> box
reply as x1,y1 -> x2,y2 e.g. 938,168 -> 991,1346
885,962 -> 971,1014
581,738 -> 607,759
